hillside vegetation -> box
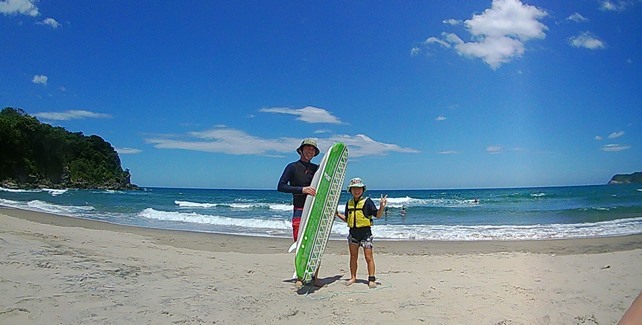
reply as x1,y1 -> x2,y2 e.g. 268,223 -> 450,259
0,107 -> 137,190
608,172 -> 642,185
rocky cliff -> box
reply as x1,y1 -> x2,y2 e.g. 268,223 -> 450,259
608,172 -> 642,184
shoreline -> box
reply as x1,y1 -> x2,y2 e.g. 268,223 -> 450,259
3,206 -> 642,256
2,206 -> 641,323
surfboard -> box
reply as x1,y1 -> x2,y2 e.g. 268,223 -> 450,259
288,142 -> 348,284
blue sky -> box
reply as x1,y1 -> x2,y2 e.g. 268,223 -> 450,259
1,0 -> 640,189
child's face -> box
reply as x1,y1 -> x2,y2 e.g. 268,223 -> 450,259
350,187 -> 364,197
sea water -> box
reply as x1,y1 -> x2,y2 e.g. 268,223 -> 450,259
1,185 -> 641,241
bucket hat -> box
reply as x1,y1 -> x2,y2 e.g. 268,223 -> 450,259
296,138 -> 320,157
347,177 -> 366,193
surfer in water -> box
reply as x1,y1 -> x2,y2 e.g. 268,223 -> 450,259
335,177 -> 387,289
277,138 -> 323,287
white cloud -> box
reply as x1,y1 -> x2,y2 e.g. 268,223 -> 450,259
32,74 -> 47,85
420,0 -> 548,70
567,12 -> 588,22
487,145 -> 503,154
116,148 -> 142,155
410,46 -> 421,56
332,134 -> 418,157
260,106 -> 342,124
146,128 -> 418,157
595,135 -> 603,141
33,110 -> 112,120
601,144 -> 630,152
600,0 -> 633,11
608,131 -> 625,139
569,32 -> 605,49
0,0 -> 39,16
314,129 -> 332,134
435,115 -> 447,121
443,19 -> 461,26
425,36 -> 451,48
438,150 -> 459,155
38,17 -> 60,28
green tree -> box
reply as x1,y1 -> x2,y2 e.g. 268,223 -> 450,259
0,107 -> 137,189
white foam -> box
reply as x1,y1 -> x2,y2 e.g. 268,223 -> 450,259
372,216 -> 642,241
138,208 -> 290,230
0,187 -> 67,196
372,196 -> 479,208
26,200 -> 94,215
269,203 -> 293,211
0,187 -> 39,193
42,188 -> 68,196
0,198 -> 23,208
229,202 -> 268,209
175,200 -> 218,208
1,198 -> 95,216
384,196 -> 414,205
174,200 -> 292,211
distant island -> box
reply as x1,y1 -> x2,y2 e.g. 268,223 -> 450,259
0,107 -> 138,190
608,172 -> 642,185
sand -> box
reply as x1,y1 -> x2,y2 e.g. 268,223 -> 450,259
1,207 -> 641,324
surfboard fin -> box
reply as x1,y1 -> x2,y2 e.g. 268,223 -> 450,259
288,241 -> 297,253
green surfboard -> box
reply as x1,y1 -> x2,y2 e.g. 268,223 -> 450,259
290,142 -> 348,284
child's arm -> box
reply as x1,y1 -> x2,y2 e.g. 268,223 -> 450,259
375,194 -> 388,219
335,211 -> 346,222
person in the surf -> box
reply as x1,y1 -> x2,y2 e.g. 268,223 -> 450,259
277,138 -> 323,287
335,177 -> 387,289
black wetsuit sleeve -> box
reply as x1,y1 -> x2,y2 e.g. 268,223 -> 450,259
277,162 -> 302,194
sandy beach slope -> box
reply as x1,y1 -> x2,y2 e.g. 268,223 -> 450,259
1,207 -> 641,324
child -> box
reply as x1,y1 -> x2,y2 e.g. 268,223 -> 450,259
335,177 -> 387,288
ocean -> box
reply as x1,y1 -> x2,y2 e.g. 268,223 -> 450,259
1,185 -> 641,241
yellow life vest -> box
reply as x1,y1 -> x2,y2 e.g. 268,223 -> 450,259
346,197 -> 372,228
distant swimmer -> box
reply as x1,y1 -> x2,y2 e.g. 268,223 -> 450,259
473,198 -> 479,204
400,205 -> 406,216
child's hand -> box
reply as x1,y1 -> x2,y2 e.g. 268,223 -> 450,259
380,194 -> 388,208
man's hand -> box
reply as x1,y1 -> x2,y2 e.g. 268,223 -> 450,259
302,186 -> 316,196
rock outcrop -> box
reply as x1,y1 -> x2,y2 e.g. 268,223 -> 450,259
608,172 -> 642,184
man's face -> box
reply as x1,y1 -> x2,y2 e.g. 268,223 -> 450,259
300,145 -> 316,162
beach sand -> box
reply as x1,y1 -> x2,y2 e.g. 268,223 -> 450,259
1,207 -> 641,324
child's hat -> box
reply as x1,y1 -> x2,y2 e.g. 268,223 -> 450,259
347,177 -> 366,193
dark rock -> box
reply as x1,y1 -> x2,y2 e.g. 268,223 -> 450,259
608,172 -> 642,184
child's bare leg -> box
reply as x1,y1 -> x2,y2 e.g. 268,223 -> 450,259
620,291 -> 642,325
346,244 -> 359,285
364,247 -> 376,288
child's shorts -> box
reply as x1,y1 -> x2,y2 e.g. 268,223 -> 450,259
348,227 -> 374,249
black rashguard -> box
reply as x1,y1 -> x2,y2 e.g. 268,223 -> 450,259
277,160 -> 318,209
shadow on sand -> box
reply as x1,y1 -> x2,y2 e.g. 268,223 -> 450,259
281,274 -> 343,295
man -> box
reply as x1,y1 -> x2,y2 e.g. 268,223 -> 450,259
277,138 -> 322,287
